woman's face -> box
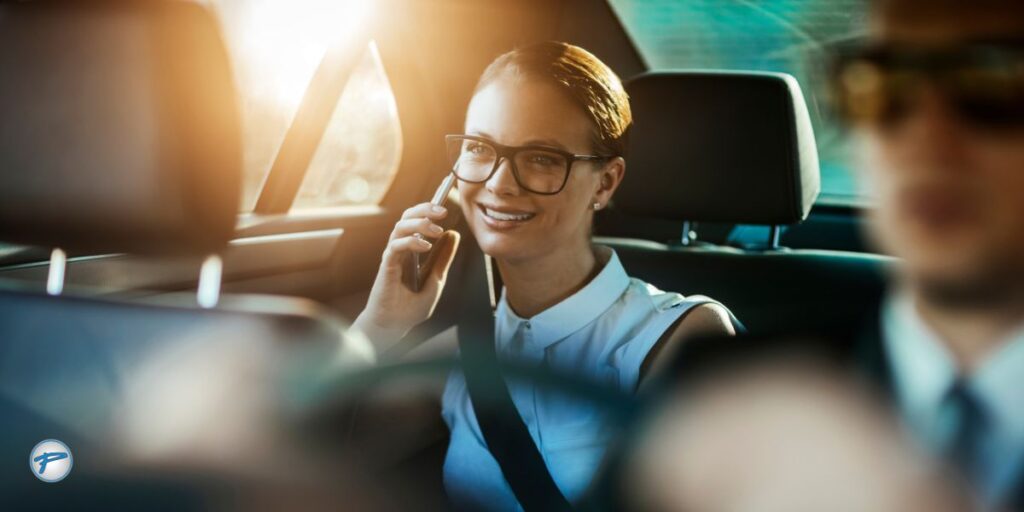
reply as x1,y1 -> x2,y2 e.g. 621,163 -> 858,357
458,75 -> 624,263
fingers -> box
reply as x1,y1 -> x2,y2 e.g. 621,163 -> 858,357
382,235 -> 433,268
380,202 -> 451,274
400,202 -> 448,222
390,203 -> 448,241
391,217 -> 445,241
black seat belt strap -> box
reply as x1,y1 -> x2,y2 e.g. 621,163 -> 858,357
457,254 -> 572,511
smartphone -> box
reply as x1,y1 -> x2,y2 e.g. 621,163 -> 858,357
403,173 -> 457,292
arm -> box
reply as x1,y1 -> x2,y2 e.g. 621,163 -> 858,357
638,303 -> 735,388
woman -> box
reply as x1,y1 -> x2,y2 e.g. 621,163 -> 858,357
352,41 -> 736,509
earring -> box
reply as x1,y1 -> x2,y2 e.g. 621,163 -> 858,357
593,202 -> 602,210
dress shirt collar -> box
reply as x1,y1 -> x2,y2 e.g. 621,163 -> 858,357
883,293 -> 1024,449
496,246 -> 631,352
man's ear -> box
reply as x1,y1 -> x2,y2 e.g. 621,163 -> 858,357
594,156 -> 626,206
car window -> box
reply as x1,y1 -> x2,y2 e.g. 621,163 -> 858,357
609,0 -> 869,203
292,44 -> 402,210
209,0 -> 400,211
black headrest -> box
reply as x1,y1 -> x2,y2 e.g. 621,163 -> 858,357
0,0 -> 241,255
615,71 -> 820,226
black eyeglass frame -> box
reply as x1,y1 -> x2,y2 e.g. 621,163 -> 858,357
445,134 -> 613,195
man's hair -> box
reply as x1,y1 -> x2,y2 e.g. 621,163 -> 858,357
475,41 -> 632,158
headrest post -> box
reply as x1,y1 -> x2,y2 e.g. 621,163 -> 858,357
680,221 -> 694,247
197,254 -> 223,309
46,248 -> 67,296
768,225 -> 781,250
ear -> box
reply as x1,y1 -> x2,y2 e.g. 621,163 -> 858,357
593,157 -> 626,209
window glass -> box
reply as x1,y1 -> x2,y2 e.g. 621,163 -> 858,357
208,0 -> 399,211
293,43 -> 402,209
609,0 -> 869,202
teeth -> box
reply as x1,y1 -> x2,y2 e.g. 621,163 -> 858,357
484,207 -> 534,222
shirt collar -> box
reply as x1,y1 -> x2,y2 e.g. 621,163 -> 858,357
882,293 -> 957,445
973,325 -> 1024,445
883,293 -> 1024,448
496,246 -> 631,352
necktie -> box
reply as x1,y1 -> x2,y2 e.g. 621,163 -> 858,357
942,380 -> 989,488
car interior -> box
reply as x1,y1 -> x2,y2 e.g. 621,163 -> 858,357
0,0 -> 895,509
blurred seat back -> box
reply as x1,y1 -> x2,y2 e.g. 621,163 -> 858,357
0,2 -> 370,504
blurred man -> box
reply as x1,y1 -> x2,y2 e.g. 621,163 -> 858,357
837,0 -> 1024,507
610,1 -> 1024,510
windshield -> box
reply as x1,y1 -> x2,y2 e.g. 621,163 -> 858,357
609,0 -> 869,204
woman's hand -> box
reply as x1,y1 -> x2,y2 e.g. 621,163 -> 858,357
353,203 -> 461,348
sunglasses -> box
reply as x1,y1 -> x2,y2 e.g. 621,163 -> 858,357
829,39 -> 1024,130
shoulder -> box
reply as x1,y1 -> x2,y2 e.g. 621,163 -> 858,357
669,302 -> 735,339
611,275 -> 736,385
621,276 -> 732,329
638,302 -> 735,386
622,277 -> 693,312
609,278 -> 731,348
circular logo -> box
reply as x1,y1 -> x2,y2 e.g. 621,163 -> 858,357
29,439 -> 73,483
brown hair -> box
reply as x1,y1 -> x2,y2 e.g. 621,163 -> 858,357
475,41 -> 632,158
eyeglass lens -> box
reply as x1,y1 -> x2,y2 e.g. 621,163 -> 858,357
447,137 -> 570,194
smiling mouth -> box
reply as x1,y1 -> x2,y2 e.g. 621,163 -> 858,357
479,204 -> 536,222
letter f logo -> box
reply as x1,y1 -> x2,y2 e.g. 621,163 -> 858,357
34,451 -> 68,475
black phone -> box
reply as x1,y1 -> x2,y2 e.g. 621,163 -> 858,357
403,173 -> 457,292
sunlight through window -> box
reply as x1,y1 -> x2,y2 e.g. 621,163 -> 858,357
208,0 -> 394,210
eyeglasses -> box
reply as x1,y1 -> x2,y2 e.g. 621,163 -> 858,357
829,40 -> 1024,130
445,134 -> 612,195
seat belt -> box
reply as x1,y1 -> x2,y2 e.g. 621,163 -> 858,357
456,254 -> 572,511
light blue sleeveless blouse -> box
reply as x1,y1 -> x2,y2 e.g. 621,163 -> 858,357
441,247 -> 725,511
